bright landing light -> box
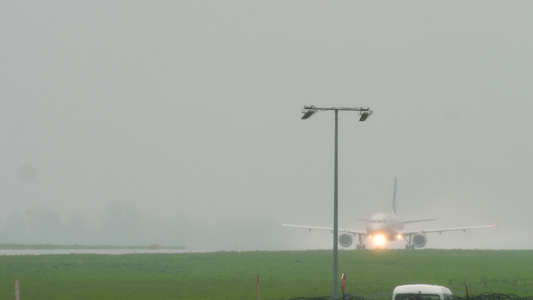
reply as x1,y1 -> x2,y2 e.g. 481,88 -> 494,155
372,234 -> 387,247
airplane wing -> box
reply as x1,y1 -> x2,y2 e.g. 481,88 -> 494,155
282,224 -> 367,236
403,218 -> 436,224
402,224 -> 496,236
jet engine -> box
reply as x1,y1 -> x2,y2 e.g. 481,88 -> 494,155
412,233 -> 427,248
339,233 -> 353,247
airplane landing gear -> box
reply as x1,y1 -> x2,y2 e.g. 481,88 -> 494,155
356,235 -> 368,250
404,235 -> 416,250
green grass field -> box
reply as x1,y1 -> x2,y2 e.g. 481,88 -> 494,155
0,249 -> 531,300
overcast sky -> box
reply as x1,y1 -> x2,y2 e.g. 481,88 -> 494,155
1,1 -> 532,250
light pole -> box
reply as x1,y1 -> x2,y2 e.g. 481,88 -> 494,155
301,105 -> 372,300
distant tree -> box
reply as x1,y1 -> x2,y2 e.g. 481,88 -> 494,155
99,202 -> 143,245
26,208 -> 65,244
64,213 -> 90,244
0,213 -> 29,243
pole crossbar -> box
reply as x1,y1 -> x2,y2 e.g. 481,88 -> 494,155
303,105 -> 371,112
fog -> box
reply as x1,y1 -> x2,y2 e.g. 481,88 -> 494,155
1,2 -> 532,251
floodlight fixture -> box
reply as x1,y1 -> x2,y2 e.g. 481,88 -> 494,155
359,109 -> 373,122
301,106 -> 318,119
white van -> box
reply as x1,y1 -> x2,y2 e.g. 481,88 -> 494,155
392,284 -> 453,300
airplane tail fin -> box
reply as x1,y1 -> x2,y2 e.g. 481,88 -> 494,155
392,177 -> 397,214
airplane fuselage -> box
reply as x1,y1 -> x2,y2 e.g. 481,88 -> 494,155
366,213 -> 404,241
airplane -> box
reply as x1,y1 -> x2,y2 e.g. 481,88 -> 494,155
283,178 -> 496,249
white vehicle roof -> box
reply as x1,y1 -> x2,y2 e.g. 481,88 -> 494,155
393,284 -> 452,295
